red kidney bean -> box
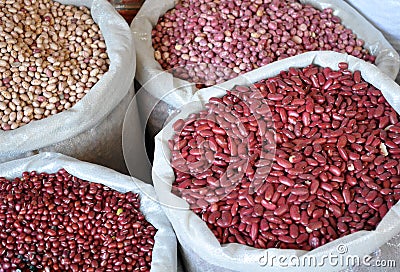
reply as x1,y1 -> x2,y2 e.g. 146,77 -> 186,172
331,190 -> 344,203
320,182 -> 334,192
296,233 -> 309,244
289,205 -> 301,221
278,236 -> 295,243
373,197 -> 384,207
276,157 -> 293,169
0,170 -> 157,271
279,176 -> 295,187
337,222 -> 349,233
338,147 -> 349,161
308,181 -> 319,196
153,1 -> 375,88
289,224 -> 299,239
170,63 -> 400,251
329,165 -> 341,176
261,199 -> 277,211
307,221 -> 323,231
272,229 -> 289,236
366,190 -> 378,202
313,209 -> 324,219
342,187 -> 352,205
274,204 -> 289,216
291,187 -> 309,196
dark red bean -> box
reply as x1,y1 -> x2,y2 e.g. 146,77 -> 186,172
342,187 -> 352,205
278,236 -> 295,243
173,119 -> 185,131
296,233 -> 309,244
272,229 -> 289,236
261,200 -> 277,211
276,157 -> 293,169
289,205 -> 301,221
279,176 -> 295,187
291,187 -> 309,196
329,165 -> 341,176
289,224 -> 299,238
366,191 -> 378,202
307,221 -> 323,231
320,183 -> 334,192
274,204 -> 289,216
337,222 -> 348,232
328,204 -> 343,217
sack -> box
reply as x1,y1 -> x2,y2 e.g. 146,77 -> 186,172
345,0 -> 400,83
152,51 -> 400,272
0,0 -> 139,174
0,152 -> 177,271
132,0 -> 400,144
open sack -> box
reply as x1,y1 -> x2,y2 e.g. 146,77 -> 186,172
132,0 -> 400,144
0,0 -> 139,174
152,51 -> 400,272
0,152 -> 177,271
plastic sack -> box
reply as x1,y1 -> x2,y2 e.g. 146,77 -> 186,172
0,0 -> 139,174
0,152 -> 177,271
345,0 -> 400,83
152,51 -> 400,272
132,0 -> 400,144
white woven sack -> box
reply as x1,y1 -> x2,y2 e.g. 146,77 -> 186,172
132,0 -> 399,110
153,51 -> 400,272
0,152 -> 177,271
0,0 -> 139,174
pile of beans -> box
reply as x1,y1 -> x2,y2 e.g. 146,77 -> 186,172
153,0 -> 374,87
0,0 -> 110,131
0,169 -> 156,271
169,62 -> 400,250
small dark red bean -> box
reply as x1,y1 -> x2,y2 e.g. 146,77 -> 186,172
0,170 -> 157,270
